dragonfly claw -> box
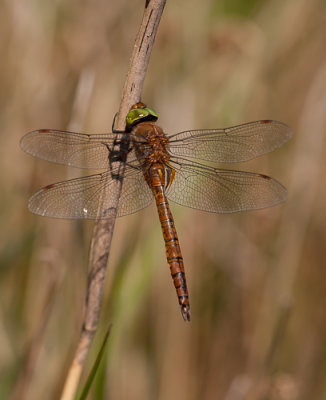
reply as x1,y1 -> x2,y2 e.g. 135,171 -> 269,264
181,304 -> 191,322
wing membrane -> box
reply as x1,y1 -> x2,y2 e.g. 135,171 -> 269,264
166,158 -> 287,213
28,166 -> 154,219
20,129 -> 140,169
168,120 -> 292,163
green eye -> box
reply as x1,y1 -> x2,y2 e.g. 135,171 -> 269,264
144,108 -> 158,118
126,107 -> 158,127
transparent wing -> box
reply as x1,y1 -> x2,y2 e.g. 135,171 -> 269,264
20,129 -> 141,169
28,165 -> 154,219
166,158 -> 287,213
168,120 -> 292,163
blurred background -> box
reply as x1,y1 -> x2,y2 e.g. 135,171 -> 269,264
1,0 -> 326,399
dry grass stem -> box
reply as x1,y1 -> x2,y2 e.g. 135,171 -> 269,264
60,1 -> 166,399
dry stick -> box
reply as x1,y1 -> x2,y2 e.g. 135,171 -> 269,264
60,1 -> 166,399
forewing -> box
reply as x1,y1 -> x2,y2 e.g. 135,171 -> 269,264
168,120 -> 292,163
166,158 -> 287,213
28,166 -> 154,219
20,129 -> 138,169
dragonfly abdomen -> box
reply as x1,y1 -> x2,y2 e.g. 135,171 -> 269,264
146,163 -> 191,321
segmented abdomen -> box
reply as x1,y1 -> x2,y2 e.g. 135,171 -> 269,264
146,163 -> 190,321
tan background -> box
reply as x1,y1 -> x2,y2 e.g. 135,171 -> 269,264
1,0 -> 326,399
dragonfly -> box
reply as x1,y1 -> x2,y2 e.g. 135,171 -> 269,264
20,102 -> 292,321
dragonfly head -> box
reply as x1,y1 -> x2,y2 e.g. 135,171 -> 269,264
126,103 -> 158,129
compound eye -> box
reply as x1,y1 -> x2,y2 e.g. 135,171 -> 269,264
126,106 -> 158,127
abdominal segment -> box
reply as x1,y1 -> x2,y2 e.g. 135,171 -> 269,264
147,163 -> 191,321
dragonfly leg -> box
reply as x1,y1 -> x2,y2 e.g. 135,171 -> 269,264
112,111 -> 126,133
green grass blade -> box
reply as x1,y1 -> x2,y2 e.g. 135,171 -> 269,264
77,324 -> 113,400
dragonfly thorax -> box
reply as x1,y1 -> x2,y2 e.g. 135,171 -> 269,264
132,121 -> 174,189
132,121 -> 170,164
